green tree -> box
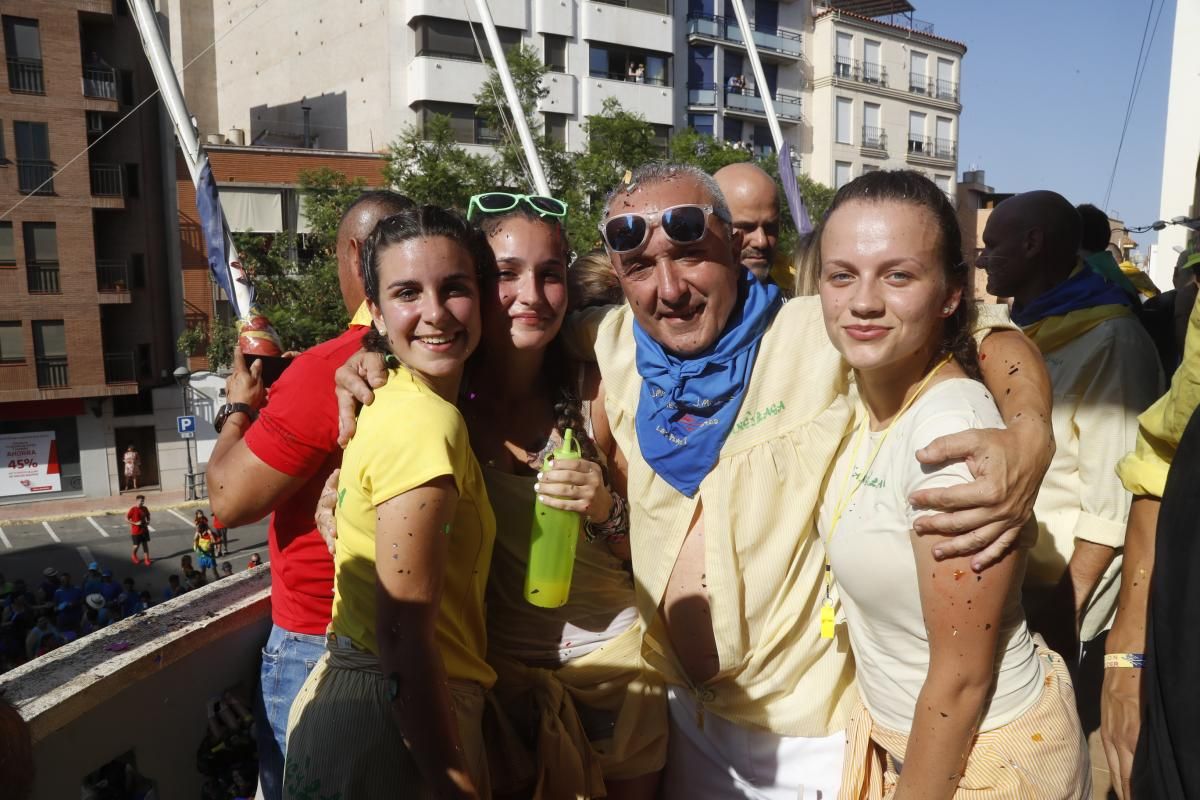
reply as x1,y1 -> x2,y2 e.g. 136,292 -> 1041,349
568,98 -> 662,252
176,319 -> 238,371
668,128 -> 751,175
384,115 -> 500,210
230,169 -> 371,352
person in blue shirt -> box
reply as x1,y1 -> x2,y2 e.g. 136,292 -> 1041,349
53,573 -> 83,628
82,564 -> 103,596
98,570 -> 121,603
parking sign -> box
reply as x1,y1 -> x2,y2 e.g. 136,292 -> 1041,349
177,415 -> 196,439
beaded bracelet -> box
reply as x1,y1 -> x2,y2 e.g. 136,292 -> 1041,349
1104,652 -> 1145,669
585,490 -> 629,544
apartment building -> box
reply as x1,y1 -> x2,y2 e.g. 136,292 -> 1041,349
683,0 -> 806,159
167,0 -> 677,156
808,0 -> 964,194
162,0 -> 962,189
0,0 -> 186,503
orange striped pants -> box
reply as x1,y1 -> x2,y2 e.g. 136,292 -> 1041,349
840,648 -> 1091,799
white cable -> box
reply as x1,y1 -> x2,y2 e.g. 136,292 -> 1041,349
459,0 -> 536,192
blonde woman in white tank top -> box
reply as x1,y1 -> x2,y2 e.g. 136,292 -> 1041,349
813,171 -> 1089,799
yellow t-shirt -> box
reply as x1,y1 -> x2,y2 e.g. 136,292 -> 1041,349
1117,291 -> 1200,498
332,367 -> 497,688
565,298 -> 1016,736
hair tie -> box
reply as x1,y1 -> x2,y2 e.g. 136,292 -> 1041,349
384,353 -> 400,369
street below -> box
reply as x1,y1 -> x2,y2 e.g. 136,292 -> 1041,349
0,509 -> 270,601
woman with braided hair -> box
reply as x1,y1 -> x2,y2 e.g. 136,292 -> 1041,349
461,193 -> 664,800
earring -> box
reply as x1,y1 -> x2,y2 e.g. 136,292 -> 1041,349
942,306 -> 953,314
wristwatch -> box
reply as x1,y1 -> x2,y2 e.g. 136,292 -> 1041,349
214,402 -> 257,433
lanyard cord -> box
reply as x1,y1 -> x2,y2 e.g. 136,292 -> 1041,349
819,355 -> 953,637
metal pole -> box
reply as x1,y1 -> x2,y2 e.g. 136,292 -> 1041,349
467,0 -> 551,196
727,0 -> 784,153
127,0 -> 258,323
181,384 -> 195,500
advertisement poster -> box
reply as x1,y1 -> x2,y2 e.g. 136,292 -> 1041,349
0,432 -> 61,497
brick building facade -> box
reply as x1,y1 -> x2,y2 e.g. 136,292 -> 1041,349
0,0 -> 174,501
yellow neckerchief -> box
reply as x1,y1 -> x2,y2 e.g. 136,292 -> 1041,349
349,301 -> 373,328
819,355 -> 952,639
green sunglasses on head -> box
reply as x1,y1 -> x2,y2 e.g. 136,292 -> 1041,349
467,192 -> 568,222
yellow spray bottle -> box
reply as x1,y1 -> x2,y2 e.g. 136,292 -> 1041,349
525,428 -> 582,608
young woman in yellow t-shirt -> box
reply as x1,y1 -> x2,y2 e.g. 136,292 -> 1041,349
283,207 -> 496,800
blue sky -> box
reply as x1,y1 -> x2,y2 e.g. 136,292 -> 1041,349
915,0 -> 1176,250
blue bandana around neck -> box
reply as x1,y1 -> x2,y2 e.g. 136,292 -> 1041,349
633,271 -> 783,497
1011,264 -> 1132,327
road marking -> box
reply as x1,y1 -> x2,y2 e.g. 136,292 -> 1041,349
42,521 -> 61,542
77,545 -> 95,567
86,516 -> 111,538
0,526 -> 10,550
167,508 -> 193,526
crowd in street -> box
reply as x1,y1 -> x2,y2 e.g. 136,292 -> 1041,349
0,502 -> 263,675
184,156 -> 1200,800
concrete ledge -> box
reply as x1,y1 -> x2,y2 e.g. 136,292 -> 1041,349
1,565 -> 271,742
2,567 -> 273,798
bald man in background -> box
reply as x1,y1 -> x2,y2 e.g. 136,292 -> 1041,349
714,162 -> 781,283
980,190 -> 1162,798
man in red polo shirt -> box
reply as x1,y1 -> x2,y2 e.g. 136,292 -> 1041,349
126,495 -> 151,565
207,190 -> 412,800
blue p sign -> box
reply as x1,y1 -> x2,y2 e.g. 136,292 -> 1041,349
177,415 -> 196,438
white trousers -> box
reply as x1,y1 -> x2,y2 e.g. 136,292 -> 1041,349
662,685 -> 845,800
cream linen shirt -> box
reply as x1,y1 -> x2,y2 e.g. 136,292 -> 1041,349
567,297 -> 1015,737
1027,316 -> 1163,641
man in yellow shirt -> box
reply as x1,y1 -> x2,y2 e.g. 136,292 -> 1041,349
576,164 -> 1055,797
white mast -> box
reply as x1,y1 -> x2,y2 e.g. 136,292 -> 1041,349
468,0 -> 551,196
727,0 -> 784,152
126,0 -> 270,333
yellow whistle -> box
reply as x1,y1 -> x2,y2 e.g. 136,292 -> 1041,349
820,604 -> 836,639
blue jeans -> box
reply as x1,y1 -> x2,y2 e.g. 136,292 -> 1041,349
255,624 -> 327,800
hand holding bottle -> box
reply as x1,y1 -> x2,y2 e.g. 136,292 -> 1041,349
534,457 -> 613,524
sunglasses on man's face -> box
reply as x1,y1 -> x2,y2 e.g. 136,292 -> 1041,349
599,204 -> 717,254
467,192 -> 568,221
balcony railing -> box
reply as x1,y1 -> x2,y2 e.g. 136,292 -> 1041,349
861,125 -> 887,151
6,57 -> 44,94
592,0 -> 672,13
97,258 -> 130,292
90,162 -> 124,196
724,86 -> 802,121
688,81 -> 717,105
686,13 -> 802,58
935,78 -> 959,102
35,356 -> 69,388
590,70 -> 669,87
82,65 -> 118,99
17,160 -> 55,195
104,351 -> 137,384
27,262 -> 61,294
833,56 -> 889,87
907,135 -> 957,162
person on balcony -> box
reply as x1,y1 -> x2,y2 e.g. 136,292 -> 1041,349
205,189 -> 412,800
